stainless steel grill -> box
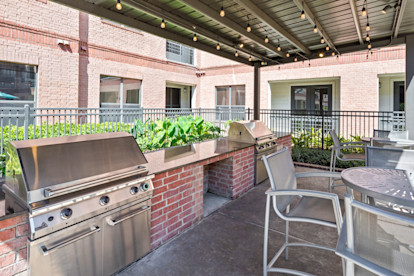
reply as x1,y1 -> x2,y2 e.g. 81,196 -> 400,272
4,132 -> 154,276
228,120 -> 281,184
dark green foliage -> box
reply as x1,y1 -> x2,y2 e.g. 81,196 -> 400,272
291,146 -> 364,169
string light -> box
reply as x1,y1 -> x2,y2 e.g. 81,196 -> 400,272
366,33 -> 370,41
277,44 -> 281,52
239,43 -> 244,48
368,43 -> 372,49
265,36 -> 269,43
366,22 -> 370,31
361,7 -> 366,16
216,43 -> 220,50
326,45 -> 330,51
286,52 -> 290,58
160,19 -> 166,29
248,56 -> 252,62
321,37 -> 325,44
332,52 -> 335,56
278,66 -> 281,70
336,55 -> 339,60
300,1 -> 305,19
246,23 -> 251,32
235,51 -> 238,57
261,61 -> 265,65
116,0 -> 122,10
382,5 -> 392,14
193,33 -> 197,42
220,6 -> 225,17
313,25 -> 318,33
319,52 -> 324,58
294,57 -> 298,62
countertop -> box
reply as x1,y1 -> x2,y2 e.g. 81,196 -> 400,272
144,138 -> 254,175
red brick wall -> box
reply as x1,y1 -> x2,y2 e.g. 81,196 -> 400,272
0,214 -> 28,276
277,134 -> 292,153
150,146 -> 254,249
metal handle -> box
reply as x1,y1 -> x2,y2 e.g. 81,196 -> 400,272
41,226 -> 100,256
107,206 -> 150,226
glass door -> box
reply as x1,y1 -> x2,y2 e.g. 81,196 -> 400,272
166,87 -> 181,108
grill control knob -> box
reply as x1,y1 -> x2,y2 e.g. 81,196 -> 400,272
140,182 -> 150,191
61,208 -> 73,220
130,186 -> 139,195
99,196 -> 110,206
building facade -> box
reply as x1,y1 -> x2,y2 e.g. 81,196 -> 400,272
0,0 -> 406,114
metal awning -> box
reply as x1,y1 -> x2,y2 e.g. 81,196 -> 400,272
51,0 -> 412,67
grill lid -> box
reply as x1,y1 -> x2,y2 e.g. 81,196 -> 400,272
5,132 -> 147,204
228,120 -> 275,144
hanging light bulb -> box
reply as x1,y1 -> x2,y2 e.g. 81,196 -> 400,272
216,43 -> 220,50
368,43 -> 372,49
277,44 -> 281,51
382,5 -> 392,14
361,7 -> 366,16
160,19 -> 166,29
246,23 -> 251,32
313,25 -> 318,33
261,61 -> 265,65
300,10 -> 306,20
239,43 -> 244,48
286,52 -> 290,58
366,33 -> 370,41
116,0 -> 122,10
278,66 -> 281,70
264,36 -> 269,43
319,52 -> 324,58
235,51 -> 238,57
220,6 -> 225,17
326,45 -> 330,51
332,52 -> 335,56
321,37 -> 325,44
294,57 -> 298,62
366,22 -> 370,31
308,62 -> 311,67
193,33 -> 197,42
248,56 -> 252,62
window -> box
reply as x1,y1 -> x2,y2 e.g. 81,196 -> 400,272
291,85 -> 332,113
100,76 -> 141,107
216,85 -> 245,120
166,41 -> 194,66
0,61 -> 37,103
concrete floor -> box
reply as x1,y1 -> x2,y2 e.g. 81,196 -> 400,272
118,167 -> 347,276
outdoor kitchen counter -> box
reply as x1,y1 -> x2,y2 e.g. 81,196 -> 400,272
144,138 -> 254,175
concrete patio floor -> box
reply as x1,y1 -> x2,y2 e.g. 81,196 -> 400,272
118,167 -> 347,276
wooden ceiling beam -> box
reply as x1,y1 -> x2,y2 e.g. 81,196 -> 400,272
348,0 -> 364,44
179,0 -> 285,58
49,0 -> 253,65
235,0 -> 311,55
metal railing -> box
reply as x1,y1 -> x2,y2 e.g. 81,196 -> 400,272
260,109 -> 406,149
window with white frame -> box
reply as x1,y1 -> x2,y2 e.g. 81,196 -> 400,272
166,41 -> 195,66
100,75 -> 141,108
216,85 -> 246,120
0,61 -> 37,103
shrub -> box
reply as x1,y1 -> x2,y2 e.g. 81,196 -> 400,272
291,146 -> 364,169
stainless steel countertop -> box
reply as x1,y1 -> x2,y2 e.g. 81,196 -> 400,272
144,138 -> 254,175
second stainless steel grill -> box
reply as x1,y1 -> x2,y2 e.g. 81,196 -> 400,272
4,132 -> 153,276
228,120 -> 281,184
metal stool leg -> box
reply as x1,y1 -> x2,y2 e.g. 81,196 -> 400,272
263,194 -> 271,276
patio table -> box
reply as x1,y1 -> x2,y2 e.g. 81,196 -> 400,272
361,137 -> 414,148
341,167 -> 414,208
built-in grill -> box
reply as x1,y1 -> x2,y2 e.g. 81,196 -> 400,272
3,132 -> 153,276
228,120 -> 281,184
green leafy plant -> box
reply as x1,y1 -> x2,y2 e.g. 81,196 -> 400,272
129,116 -> 221,151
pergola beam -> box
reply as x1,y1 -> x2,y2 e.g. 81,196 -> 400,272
124,0 -> 272,62
392,0 -> 407,39
348,0 -> 364,44
292,0 -> 336,52
50,0 -> 252,65
179,0 -> 286,58
234,0 -> 311,55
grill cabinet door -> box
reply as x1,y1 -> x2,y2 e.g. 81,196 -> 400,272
103,200 -> 151,275
29,219 -> 103,276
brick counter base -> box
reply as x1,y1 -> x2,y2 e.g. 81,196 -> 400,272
150,146 -> 255,249
277,134 -> 292,153
0,213 -> 29,276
